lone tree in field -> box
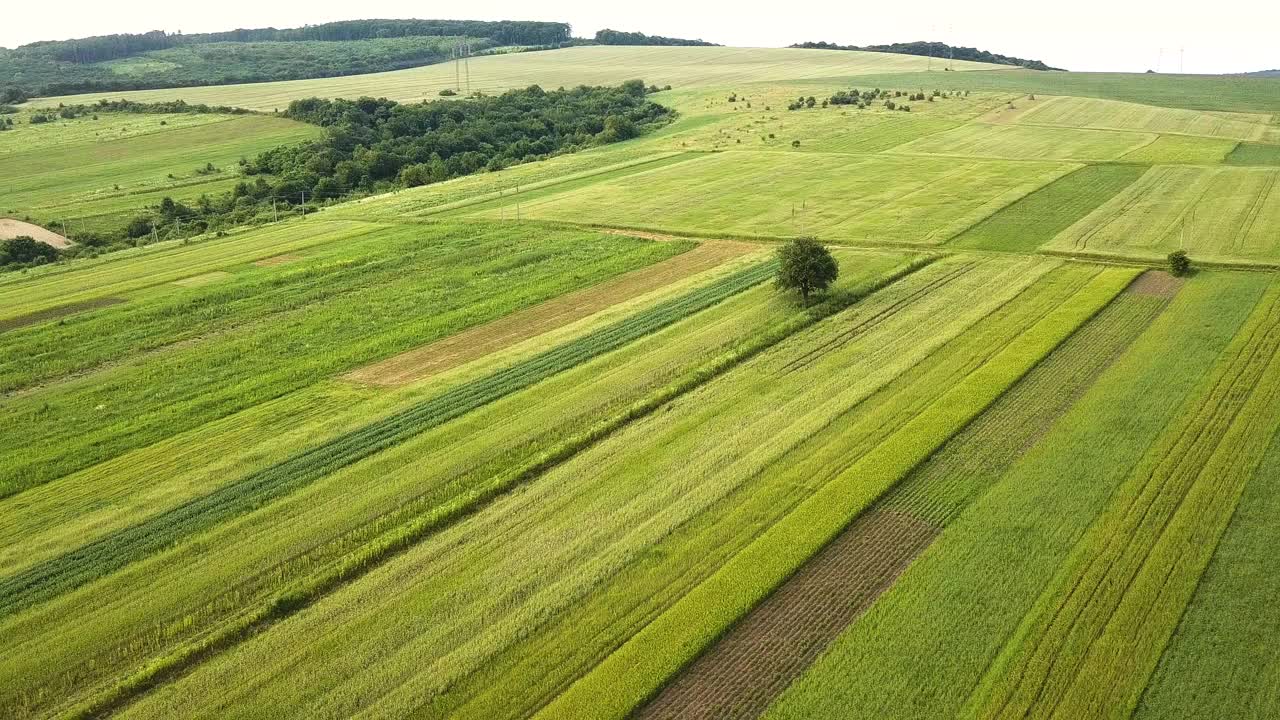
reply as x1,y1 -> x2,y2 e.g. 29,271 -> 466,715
776,236 -> 839,303
1168,250 -> 1192,277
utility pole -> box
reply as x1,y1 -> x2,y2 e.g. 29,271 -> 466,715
272,198 -> 279,223
1180,48 -> 1185,73
464,39 -> 472,94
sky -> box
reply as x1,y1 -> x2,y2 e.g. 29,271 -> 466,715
4,0 -> 1278,74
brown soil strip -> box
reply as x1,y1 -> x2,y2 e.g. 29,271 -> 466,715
638,509 -> 940,720
600,228 -> 692,243
344,241 -> 760,387
1124,270 -> 1184,298
252,254 -> 303,267
171,271 -> 232,287
0,296 -> 126,335
0,218 -> 73,249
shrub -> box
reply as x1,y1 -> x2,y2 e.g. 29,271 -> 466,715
439,88 -> 458,96
1168,250 -> 1191,277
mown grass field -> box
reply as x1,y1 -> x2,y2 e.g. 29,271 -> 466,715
4,42 -> 1280,720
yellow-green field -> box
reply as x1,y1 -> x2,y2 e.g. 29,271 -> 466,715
4,41 -> 1280,720
25,45 -> 1010,111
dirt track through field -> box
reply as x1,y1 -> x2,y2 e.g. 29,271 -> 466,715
0,297 -> 126,334
344,240 -> 759,387
637,509 -> 940,720
0,218 -> 72,249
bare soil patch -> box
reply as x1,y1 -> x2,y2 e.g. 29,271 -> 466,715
345,241 -> 760,387
637,509 -> 940,720
0,297 -> 126,334
252,254 -> 304,267
0,218 -> 72,249
1125,270 -> 1183,298
172,271 -> 232,287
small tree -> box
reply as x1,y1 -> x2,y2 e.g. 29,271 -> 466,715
1168,250 -> 1191,277
776,236 -> 839,303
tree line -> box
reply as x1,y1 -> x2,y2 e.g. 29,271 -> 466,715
791,41 -> 1060,71
593,29 -> 718,47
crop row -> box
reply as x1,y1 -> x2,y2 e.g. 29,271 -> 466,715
964,281 -> 1280,719
533,267 -> 1137,720
0,259 -> 777,618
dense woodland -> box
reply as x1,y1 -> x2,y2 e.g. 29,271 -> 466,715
593,29 -> 718,47
791,41 -> 1060,71
0,20 -> 571,100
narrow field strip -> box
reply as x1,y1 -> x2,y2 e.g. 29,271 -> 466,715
345,240 -> 761,386
638,270 -> 1173,720
0,261 -> 777,619
950,164 -> 1148,253
534,268 -> 1137,720
0,220 -> 381,320
964,281 -> 1280,720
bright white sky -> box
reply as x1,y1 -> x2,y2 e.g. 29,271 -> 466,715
4,0 -> 1278,74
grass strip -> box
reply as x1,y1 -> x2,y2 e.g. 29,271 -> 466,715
533,268 -> 1137,720
0,260 -> 778,618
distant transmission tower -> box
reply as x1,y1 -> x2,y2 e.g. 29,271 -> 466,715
465,39 -> 472,94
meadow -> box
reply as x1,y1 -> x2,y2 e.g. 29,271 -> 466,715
4,41 -> 1280,720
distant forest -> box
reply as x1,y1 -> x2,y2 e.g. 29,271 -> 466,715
791,41 -> 1061,71
0,20 -> 572,101
593,29 -> 718,47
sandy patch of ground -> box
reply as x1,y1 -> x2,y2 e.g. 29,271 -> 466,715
1125,269 -> 1184,298
0,218 -> 72,249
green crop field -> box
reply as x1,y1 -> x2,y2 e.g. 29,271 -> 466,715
4,38 -> 1280,720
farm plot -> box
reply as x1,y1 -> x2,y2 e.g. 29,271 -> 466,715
0,110 -> 233,156
1047,165 -> 1280,263
951,164 -> 1148,252
891,122 -> 1152,161
641,271 -> 1173,720
0,222 -> 685,495
764,271 -> 1272,720
472,151 -> 1074,245
0,251 -> 919,719
1119,134 -> 1238,164
963,281 -> 1280,719
986,95 -> 1271,141
1136,432 -> 1280,719
29,45 -> 1009,110
0,113 -> 318,236
92,256 -> 1051,720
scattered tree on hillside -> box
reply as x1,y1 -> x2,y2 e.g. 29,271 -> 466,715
775,236 -> 839,303
1168,250 -> 1192,277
